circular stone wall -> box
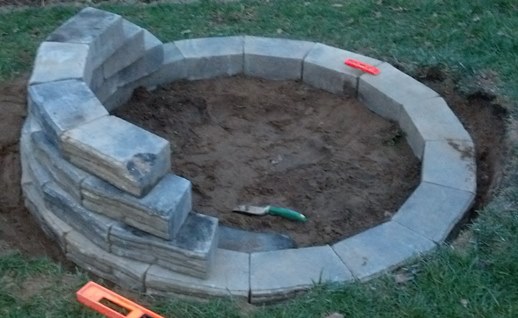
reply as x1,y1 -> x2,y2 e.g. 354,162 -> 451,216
21,7 -> 476,304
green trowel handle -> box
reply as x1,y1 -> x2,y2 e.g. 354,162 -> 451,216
267,206 -> 307,222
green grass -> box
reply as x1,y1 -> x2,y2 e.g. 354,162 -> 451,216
0,0 -> 517,317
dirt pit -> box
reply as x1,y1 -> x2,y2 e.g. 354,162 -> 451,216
115,77 -> 421,246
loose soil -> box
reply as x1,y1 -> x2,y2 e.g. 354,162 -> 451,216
0,72 -> 507,253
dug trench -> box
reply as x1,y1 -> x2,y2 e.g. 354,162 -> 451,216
0,71 -> 507,259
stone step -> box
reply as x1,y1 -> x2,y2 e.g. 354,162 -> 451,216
46,7 -> 125,70
60,115 -> 170,197
110,212 -> 219,279
28,79 -> 108,146
82,172 -> 191,240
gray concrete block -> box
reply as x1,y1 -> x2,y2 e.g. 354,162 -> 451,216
43,181 -> 115,250
175,36 -> 243,80
61,116 -> 170,197
146,249 -> 249,299
399,96 -> 473,158
393,182 -> 475,242
303,43 -> 382,95
422,140 -> 476,193
26,154 -> 52,192
358,62 -> 439,121
109,212 -> 218,278
250,245 -> 353,304
103,20 -> 145,78
22,182 -> 72,251
102,85 -> 135,112
46,7 -> 124,69
28,79 -> 108,145
218,225 -> 296,252
138,42 -> 187,88
116,30 -> 164,87
65,230 -> 150,290
82,173 -> 191,240
332,221 -> 436,280
29,42 -> 92,85
244,36 -> 315,80
31,131 -> 89,201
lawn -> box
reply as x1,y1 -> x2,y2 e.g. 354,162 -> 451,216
1,0 -> 517,317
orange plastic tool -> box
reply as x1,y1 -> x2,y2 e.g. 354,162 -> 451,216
76,281 -> 164,318
344,59 -> 380,75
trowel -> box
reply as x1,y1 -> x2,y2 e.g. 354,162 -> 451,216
233,205 -> 307,222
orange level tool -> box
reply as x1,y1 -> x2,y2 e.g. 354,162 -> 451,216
76,281 -> 164,318
344,58 -> 380,75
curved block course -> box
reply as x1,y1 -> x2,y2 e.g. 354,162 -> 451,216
21,7 -> 476,303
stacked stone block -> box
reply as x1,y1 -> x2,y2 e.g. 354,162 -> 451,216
22,7 -> 220,293
22,7 -> 477,303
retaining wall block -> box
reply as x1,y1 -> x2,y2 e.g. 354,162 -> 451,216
174,36 -> 243,80
43,181 -> 115,251
145,249 -> 249,299
303,43 -> 382,95
65,230 -> 150,291
332,221 -> 436,280
82,173 -> 191,240
28,79 -> 108,146
31,131 -> 89,201
244,36 -> 315,80
393,182 -> 475,242
399,96 -> 472,159
22,183 -> 72,251
29,42 -> 92,85
250,245 -> 353,304
61,116 -> 170,197
46,7 -> 124,69
110,212 -> 219,279
103,20 -> 146,78
358,62 -> 439,121
139,42 -> 187,89
421,140 -> 477,194
102,85 -> 135,112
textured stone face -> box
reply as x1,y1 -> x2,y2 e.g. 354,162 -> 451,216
82,173 -> 192,240
60,116 -> 170,197
28,80 -> 108,145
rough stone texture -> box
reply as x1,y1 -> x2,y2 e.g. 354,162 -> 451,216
31,131 -> 89,201
82,173 -> 191,240
29,42 -> 92,85
174,36 -> 243,80
28,79 -> 108,145
399,97 -> 473,158
139,42 -> 186,89
61,116 -> 170,197
43,181 -> 115,250
103,20 -> 145,78
23,182 -> 72,251
218,225 -> 296,252
422,140 -> 477,194
244,36 -> 315,80
65,230 -> 150,291
303,43 -> 382,95
109,212 -> 218,279
46,7 -> 124,69
146,249 -> 249,299
393,182 -> 475,242
250,245 -> 353,304
332,221 -> 436,280
358,62 -> 439,121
